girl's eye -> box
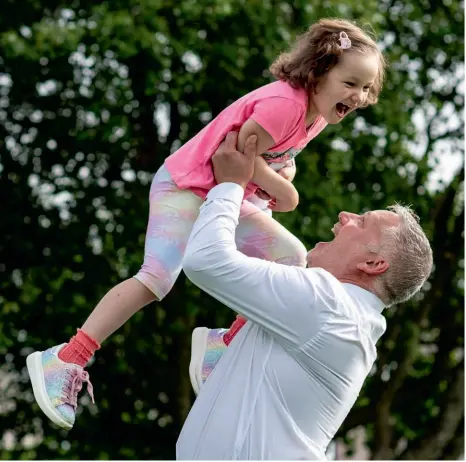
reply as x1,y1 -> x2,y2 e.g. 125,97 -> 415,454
345,82 -> 355,87
363,86 -> 370,92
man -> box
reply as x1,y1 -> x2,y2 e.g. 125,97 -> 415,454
177,133 -> 433,460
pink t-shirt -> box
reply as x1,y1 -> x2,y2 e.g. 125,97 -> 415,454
164,80 -> 328,199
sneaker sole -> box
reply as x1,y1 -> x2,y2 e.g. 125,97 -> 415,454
189,327 -> 209,396
26,352 -> 73,429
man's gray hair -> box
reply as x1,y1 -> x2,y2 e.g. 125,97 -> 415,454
373,204 -> 433,306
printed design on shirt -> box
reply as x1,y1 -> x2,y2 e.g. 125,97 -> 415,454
261,146 -> 303,163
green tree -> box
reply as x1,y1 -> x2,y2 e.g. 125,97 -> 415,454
0,0 -> 463,459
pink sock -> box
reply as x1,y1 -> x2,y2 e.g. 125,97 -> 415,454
58,329 -> 101,367
223,315 -> 247,346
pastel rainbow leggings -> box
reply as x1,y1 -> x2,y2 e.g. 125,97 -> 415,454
134,165 -> 307,300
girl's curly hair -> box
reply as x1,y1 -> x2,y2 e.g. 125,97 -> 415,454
270,18 -> 386,107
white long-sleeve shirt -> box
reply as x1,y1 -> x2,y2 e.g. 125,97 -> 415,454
177,183 -> 386,460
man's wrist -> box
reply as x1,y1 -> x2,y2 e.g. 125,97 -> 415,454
206,182 -> 245,205
217,179 -> 248,190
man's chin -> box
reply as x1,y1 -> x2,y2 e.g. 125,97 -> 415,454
307,242 -> 331,266
307,254 -> 325,269
306,249 -> 320,267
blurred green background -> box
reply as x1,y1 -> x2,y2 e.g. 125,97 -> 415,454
0,0 -> 463,459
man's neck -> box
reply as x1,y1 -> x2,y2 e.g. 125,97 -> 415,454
337,276 -> 374,294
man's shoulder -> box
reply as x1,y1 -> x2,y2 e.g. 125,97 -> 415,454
305,268 -> 361,314
306,267 -> 344,290
301,267 -> 348,305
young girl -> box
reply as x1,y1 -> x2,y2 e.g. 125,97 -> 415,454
27,18 -> 385,429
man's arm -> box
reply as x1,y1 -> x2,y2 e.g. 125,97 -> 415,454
182,182 -> 319,348
182,133 -> 325,347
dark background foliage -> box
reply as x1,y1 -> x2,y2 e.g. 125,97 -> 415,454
0,0 -> 463,459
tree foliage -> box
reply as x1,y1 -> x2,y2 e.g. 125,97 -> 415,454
0,0 -> 463,459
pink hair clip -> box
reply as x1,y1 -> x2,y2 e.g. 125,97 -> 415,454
338,31 -> 351,50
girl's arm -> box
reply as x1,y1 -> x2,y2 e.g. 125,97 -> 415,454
237,119 -> 299,212
277,159 -> 296,182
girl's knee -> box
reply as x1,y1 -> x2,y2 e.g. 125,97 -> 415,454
295,240 -> 308,266
277,236 -> 307,268
134,267 -> 175,301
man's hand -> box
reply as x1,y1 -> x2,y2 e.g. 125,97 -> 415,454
212,132 -> 257,189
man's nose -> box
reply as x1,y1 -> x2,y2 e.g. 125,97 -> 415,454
339,212 -> 349,224
339,211 -> 358,224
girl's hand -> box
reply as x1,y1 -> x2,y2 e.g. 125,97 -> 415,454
276,160 -> 296,182
255,160 -> 296,205
255,188 -> 273,201
252,157 -> 299,212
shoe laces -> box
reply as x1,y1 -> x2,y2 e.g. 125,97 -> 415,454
63,368 -> 95,409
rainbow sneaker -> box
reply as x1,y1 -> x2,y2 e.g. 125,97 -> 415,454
189,328 -> 228,395
26,344 -> 94,429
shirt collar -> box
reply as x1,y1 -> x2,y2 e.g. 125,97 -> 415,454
342,283 -> 386,313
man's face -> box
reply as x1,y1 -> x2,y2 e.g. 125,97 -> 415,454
307,210 -> 401,278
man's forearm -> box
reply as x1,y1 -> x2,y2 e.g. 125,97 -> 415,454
182,183 -> 316,347
182,183 -> 244,274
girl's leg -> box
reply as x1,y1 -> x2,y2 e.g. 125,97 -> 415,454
59,165 -> 203,365
28,165 -> 203,428
80,279 -> 156,343
236,200 -> 307,267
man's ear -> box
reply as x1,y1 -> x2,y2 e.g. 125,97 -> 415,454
357,257 -> 389,275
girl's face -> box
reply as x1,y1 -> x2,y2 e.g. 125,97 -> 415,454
310,50 -> 380,124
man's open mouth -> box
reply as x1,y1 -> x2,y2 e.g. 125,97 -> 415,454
336,102 -> 350,118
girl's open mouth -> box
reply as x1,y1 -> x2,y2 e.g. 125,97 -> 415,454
336,102 -> 350,118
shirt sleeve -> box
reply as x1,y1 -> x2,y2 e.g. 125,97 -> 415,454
182,183 -> 334,349
249,97 -> 304,145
